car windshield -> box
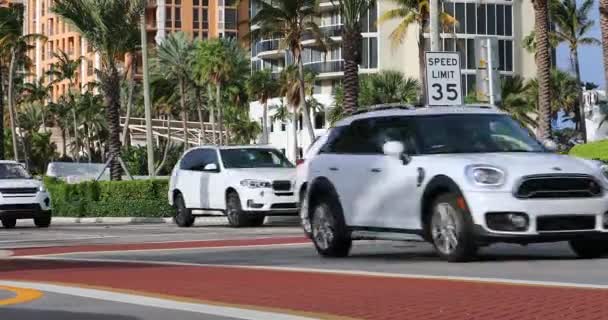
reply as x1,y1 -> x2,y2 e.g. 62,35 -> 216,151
0,163 -> 32,179
414,114 -> 544,154
221,148 -> 294,169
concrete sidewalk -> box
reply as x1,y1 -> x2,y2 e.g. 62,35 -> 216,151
17,216 -> 300,227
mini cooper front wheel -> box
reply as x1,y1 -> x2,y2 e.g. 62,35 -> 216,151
310,197 -> 351,258
430,193 -> 477,262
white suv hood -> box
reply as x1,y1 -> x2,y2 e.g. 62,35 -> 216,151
0,179 -> 41,189
422,152 -> 604,190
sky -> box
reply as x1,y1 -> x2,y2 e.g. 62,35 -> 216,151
556,0 -> 604,88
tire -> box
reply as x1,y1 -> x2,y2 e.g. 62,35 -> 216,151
310,196 -> 352,258
174,194 -> 195,228
34,215 -> 52,228
1,218 -> 16,229
429,193 -> 478,262
226,192 -> 247,227
247,215 -> 266,227
569,238 -> 608,259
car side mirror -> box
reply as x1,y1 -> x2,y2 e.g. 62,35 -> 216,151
542,139 -> 558,152
383,141 -> 411,165
203,163 -> 218,172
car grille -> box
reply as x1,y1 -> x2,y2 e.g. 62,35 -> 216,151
515,175 -> 602,199
272,181 -> 291,191
270,203 -> 297,210
537,215 -> 596,231
0,188 -> 38,195
0,203 -> 40,211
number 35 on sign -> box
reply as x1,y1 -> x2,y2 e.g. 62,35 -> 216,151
425,52 -> 463,106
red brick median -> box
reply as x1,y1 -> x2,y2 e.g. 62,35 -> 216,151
10,236 -> 310,257
1,259 -> 607,320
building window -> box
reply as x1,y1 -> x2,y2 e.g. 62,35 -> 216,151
165,7 -> 172,28
360,1 -> 377,33
202,9 -> 209,29
174,6 -> 181,28
281,122 -> 286,131
314,112 -> 325,129
193,8 -> 199,29
87,60 -> 93,76
225,8 -> 237,30
360,37 -> 378,69
270,120 -> 274,132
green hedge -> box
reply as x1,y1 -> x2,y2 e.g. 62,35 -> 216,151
45,178 -> 174,217
569,140 -> 608,162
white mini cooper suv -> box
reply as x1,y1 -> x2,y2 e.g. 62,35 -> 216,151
301,105 -> 608,262
169,146 -> 297,227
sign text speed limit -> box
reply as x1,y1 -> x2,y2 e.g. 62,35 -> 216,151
425,52 -> 463,106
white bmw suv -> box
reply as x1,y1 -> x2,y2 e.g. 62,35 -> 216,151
169,146 -> 297,228
0,161 -> 52,229
302,105 -> 608,262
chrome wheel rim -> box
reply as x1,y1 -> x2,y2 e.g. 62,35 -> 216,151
312,205 -> 334,250
431,202 -> 459,255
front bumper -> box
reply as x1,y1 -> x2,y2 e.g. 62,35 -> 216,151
465,191 -> 608,242
0,191 -> 52,219
238,188 -> 298,216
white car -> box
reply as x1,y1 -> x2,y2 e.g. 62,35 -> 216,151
302,105 -> 608,262
0,161 -> 52,229
295,129 -> 331,205
169,145 -> 297,228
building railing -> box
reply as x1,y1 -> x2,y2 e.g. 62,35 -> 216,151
302,24 -> 343,41
303,60 -> 343,74
252,39 -> 282,56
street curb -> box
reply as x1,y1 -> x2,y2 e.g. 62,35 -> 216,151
0,250 -> 13,258
48,216 -> 299,226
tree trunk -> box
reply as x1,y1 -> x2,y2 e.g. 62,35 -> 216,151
0,62 -> 5,160
121,64 -> 135,146
85,124 -> 92,163
216,83 -> 223,145
261,100 -> 269,144
297,56 -> 315,142
341,28 -> 362,115
207,84 -> 216,145
72,106 -> 79,162
61,128 -> 67,157
291,108 -> 298,162
100,64 -> 123,180
7,49 -> 19,162
155,116 -> 172,176
179,79 -> 189,150
600,0 -> 608,107
571,48 -> 587,142
533,0 -> 552,141
195,86 -> 206,145
418,29 -> 428,105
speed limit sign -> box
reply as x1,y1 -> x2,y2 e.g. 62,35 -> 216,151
425,52 -> 463,106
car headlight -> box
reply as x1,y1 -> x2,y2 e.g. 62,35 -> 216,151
38,185 -> 46,192
466,165 -> 506,186
240,179 -> 272,189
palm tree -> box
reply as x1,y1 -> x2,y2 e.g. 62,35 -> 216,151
0,5 -> 46,161
247,69 -> 277,144
21,77 -> 51,131
250,0 -> 329,143
193,38 -> 248,146
335,0 -> 374,115
379,0 -> 456,103
498,76 -> 537,129
53,0 -> 142,180
157,32 -> 194,151
551,0 -> 599,142
601,0 -> 608,95
278,65 -> 302,160
532,0 -> 553,140
359,70 -> 420,106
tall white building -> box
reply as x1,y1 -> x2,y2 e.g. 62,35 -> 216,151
249,0 -> 538,160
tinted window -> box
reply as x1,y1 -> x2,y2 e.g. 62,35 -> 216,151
0,163 -> 32,179
221,148 -> 294,168
180,149 -> 219,171
323,118 -> 416,154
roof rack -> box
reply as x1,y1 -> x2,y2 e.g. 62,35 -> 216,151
353,103 -> 416,115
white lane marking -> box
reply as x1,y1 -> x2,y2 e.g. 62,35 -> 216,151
0,280 -> 318,320
16,242 -> 312,258
21,255 -> 608,290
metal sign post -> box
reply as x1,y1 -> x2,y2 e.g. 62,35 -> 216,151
475,38 -> 501,105
425,52 -> 464,106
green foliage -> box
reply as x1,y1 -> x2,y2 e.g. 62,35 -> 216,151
569,140 -> 608,161
45,178 -> 173,217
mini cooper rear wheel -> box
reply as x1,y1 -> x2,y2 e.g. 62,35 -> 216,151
430,193 -> 477,262
174,194 -> 195,228
310,197 -> 351,258
1,218 -> 16,229
569,238 -> 608,259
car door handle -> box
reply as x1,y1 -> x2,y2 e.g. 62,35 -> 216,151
329,167 -> 339,171
370,168 -> 382,173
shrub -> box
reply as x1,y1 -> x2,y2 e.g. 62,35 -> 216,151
45,177 -> 173,217
569,140 -> 608,162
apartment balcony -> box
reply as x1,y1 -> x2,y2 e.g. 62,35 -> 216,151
304,60 -> 343,79
252,39 -> 285,60
302,24 -> 342,46
318,0 -> 339,12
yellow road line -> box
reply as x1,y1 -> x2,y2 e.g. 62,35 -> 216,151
0,285 -> 44,306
